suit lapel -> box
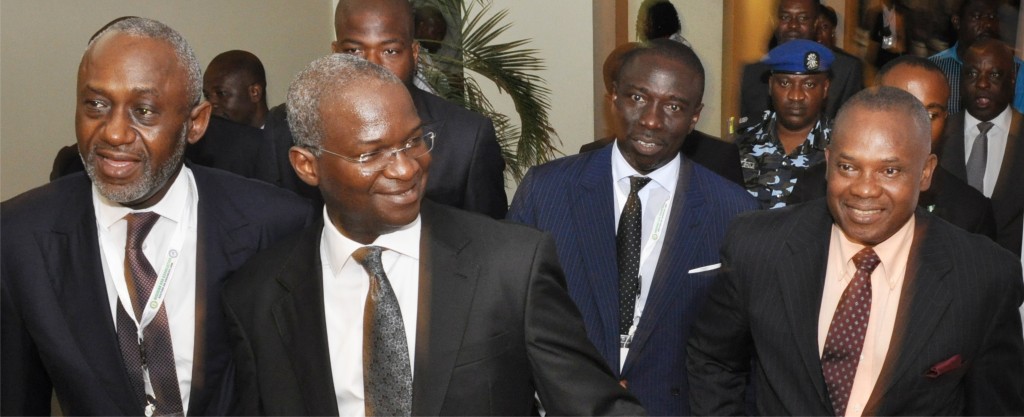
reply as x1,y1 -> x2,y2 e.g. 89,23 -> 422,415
620,160 -> 700,374
569,148 -> 622,363
270,222 -> 340,415
776,201 -> 834,409
992,111 -> 1024,202
189,169 -> 259,414
865,214 -> 953,414
940,114 -> 968,181
411,202 -> 478,416
45,181 -> 140,414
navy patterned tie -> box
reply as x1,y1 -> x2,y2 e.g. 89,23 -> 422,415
821,247 -> 880,416
114,212 -> 183,416
617,176 -> 652,337
353,246 -> 412,417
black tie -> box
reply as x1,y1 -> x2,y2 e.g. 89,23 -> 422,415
617,176 -> 652,337
352,246 -> 412,417
114,212 -> 184,416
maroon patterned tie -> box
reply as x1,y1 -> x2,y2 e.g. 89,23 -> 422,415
114,212 -> 184,416
821,247 -> 880,416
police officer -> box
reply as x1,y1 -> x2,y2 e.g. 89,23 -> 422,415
736,39 -> 835,209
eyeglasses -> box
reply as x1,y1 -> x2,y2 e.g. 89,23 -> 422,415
314,131 -> 435,172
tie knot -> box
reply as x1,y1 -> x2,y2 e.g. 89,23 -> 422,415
978,121 -> 994,134
852,247 -> 881,273
126,212 -> 160,248
629,176 -> 652,193
352,246 -> 385,274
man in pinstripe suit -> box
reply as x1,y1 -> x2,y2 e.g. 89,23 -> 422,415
508,39 -> 757,415
688,87 -> 1023,416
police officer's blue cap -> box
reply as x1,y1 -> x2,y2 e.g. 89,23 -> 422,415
763,39 -> 834,74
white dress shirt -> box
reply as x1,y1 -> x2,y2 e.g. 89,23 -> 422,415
94,167 -> 198,413
964,107 -> 1012,197
320,207 -> 421,416
610,142 -> 679,369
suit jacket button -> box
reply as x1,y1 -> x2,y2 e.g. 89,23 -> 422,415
671,387 -> 681,396
619,379 -> 628,389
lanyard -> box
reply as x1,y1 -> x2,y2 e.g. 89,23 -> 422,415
619,197 -> 671,359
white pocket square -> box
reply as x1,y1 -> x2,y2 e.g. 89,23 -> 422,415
688,263 -> 721,274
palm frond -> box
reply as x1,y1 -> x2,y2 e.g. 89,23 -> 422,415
418,0 -> 559,182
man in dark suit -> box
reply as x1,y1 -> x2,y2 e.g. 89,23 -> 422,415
263,0 -> 502,219
940,38 -> 1023,256
0,18 -> 311,416
688,87 -> 1024,415
739,0 -> 863,123
223,53 -> 644,415
508,40 -> 757,415
791,55 -> 997,238
582,42 -> 744,186
203,50 -> 269,129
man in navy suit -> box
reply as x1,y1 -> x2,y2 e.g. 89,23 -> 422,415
688,87 -> 1023,415
1,18 -> 310,416
508,39 -> 757,415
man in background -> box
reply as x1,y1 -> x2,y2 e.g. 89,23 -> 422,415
939,38 -> 1023,256
509,40 -> 756,415
203,50 -> 269,129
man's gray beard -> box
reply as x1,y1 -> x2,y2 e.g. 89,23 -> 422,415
82,123 -> 188,204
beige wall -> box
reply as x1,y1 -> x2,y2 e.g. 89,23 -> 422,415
626,0 -> 725,137
0,0 -> 333,200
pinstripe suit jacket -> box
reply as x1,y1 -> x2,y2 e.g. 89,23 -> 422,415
508,145 -> 757,415
687,200 -> 1024,415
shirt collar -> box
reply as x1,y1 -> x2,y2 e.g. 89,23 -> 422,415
321,206 -> 422,277
831,215 -> 915,290
93,166 -> 192,230
610,138 -> 681,194
965,105 -> 1012,135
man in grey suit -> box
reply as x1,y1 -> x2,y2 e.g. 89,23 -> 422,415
688,87 -> 1024,415
222,53 -> 644,415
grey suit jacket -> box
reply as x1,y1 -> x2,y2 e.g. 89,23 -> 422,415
687,200 -> 1024,416
223,201 -> 645,415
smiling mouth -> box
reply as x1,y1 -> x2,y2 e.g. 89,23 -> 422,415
845,205 -> 884,223
631,137 -> 664,155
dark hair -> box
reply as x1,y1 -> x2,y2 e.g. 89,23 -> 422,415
876,55 -> 946,82
835,86 -> 931,148
616,39 -> 705,98
818,4 -> 837,26
209,50 -> 268,89
642,1 -> 682,40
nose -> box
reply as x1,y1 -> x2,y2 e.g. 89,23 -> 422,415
382,148 -> 421,180
102,108 -> 135,147
638,103 -> 663,130
787,84 -> 807,102
849,172 -> 882,199
364,50 -> 384,68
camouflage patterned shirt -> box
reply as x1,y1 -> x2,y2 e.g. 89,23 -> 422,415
736,112 -> 832,209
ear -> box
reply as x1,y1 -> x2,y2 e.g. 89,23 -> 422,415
824,148 -> 831,180
688,103 -> 704,134
919,153 -> 938,192
951,15 -> 960,32
821,78 -> 832,100
331,40 -> 341,53
186,101 -> 212,145
248,84 -> 263,104
411,39 -> 420,67
289,146 -> 321,187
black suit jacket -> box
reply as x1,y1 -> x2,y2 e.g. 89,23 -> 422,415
222,201 -> 645,416
0,165 -> 312,416
687,200 -> 1024,415
185,116 -> 275,182
739,51 -> 864,122
789,163 -> 997,239
939,110 -> 1024,255
261,87 -> 509,218
578,130 -> 745,186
